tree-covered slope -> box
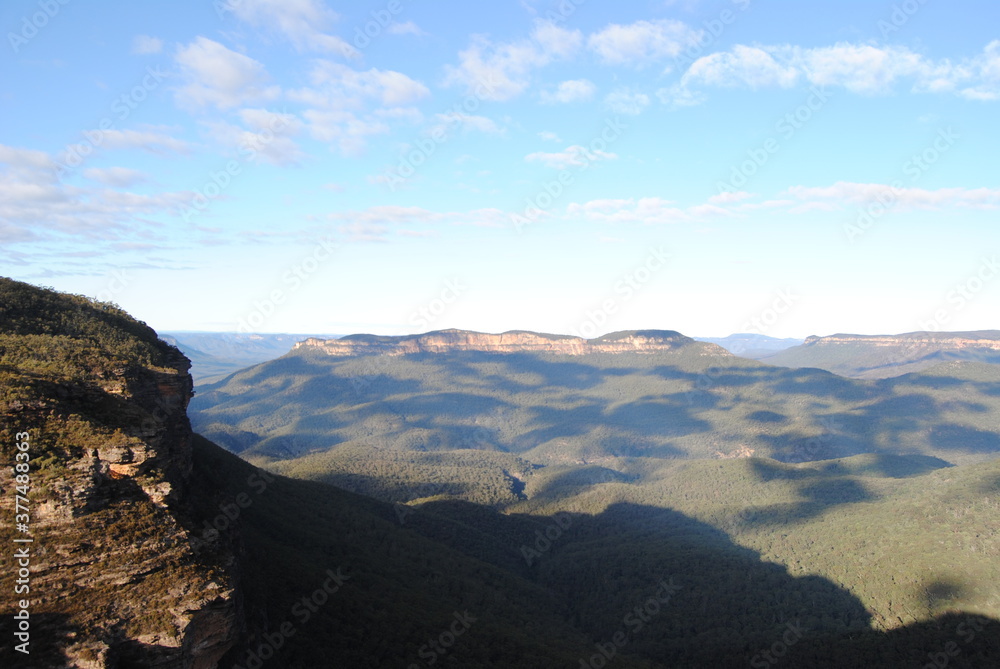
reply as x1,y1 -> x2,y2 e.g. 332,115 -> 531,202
190,342 -> 1000,495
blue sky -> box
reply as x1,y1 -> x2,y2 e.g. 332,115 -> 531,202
2,0 -> 999,338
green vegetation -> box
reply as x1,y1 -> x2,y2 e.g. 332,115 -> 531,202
192,342 -> 1000,478
3,276 -> 999,667
187,327 -> 1000,665
191,435 -> 1000,668
760,331 -> 1000,378
0,277 -> 182,371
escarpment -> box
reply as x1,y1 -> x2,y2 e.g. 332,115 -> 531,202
802,332 -> 1000,350
295,328 -> 719,357
0,278 -> 240,668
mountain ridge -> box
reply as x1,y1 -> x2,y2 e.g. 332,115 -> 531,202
762,330 -> 1000,378
295,328 -> 710,357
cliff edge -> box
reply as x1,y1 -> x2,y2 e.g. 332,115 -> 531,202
294,328 -> 707,356
0,278 -> 239,668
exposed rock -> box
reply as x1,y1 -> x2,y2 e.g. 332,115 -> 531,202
296,328 -> 708,357
0,282 -> 241,668
803,332 -> 1000,350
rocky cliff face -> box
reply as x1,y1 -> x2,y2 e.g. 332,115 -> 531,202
803,332 -> 1000,350
0,279 -> 240,668
296,329 -> 707,356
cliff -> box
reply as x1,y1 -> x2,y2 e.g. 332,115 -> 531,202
0,278 -> 239,668
802,332 -> 1000,350
295,328 -> 708,356
762,330 -> 1000,379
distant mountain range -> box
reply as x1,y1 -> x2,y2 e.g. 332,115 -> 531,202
694,333 -> 805,358
759,331 -> 1000,378
300,328 -> 697,356
166,329 -> 1000,385
4,279 -> 1000,668
192,328 -> 1000,476
162,331 -> 339,383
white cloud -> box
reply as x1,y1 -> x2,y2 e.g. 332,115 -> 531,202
174,37 -> 280,110
538,130 -> 561,142
132,35 -> 163,55
443,20 -> 583,101
708,190 -> 755,205
0,145 -> 55,171
82,167 -> 147,188
525,145 -> 617,170
324,205 -> 507,241
604,87 -> 650,115
567,197 -> 690,224
671,40 -> 1000,104
786,43 -> 925,94
388,21 -> 426,36
684,45 -> 799,89
204,109 -> 306,166
785,182 -> 1000,211
532,19 -> 583,59
303,109 -> 389,156
540,78 -> 596,104
958,39 -> 1000,100
293,60 -> 430,109
226,0 -> 359,59
588,19 -> 703,67
432,112 -> 504,136
656,82 -> 705,108
290,61 -> 429,154
60,128 -> 191,163
0,143 -> 193,243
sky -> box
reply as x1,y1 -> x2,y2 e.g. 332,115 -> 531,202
2,0 -> 999,339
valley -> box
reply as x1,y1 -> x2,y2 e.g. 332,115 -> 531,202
2,278 -> 999,668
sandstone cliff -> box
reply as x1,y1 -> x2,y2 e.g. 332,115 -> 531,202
0,279 -> 240,668
803,332 -> 1000,350
295,328 -> 710,357
762,330 -> 1000,379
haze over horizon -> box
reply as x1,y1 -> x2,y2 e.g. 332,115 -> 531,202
3,0 -> 999,338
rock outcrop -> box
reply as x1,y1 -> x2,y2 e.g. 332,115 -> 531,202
760,330 -> 1000,379
296,328 -> 705,357
802,332 -> 1000,350
0,279 -> 240,668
